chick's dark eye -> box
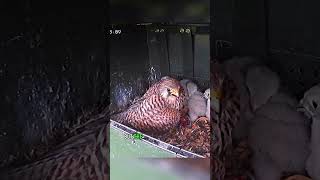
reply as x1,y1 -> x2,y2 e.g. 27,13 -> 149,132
167,88 -> 171,93
312,100 -> 318,109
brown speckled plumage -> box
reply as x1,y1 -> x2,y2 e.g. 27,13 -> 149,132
0,113 -> 110,180
111,77 -> 187,134
211,60 -> 240,180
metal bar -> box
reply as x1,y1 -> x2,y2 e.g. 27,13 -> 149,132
110,120 -> 205,158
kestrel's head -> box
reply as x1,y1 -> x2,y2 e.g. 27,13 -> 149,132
158,77 -> 182,99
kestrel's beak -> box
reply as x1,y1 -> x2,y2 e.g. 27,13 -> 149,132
171,88 -> 180,97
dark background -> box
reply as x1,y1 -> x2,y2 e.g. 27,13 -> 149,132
109,0 -> 210,114
110,0 -> 209,24
0,1 -> 107,168
212,0 -> 320,97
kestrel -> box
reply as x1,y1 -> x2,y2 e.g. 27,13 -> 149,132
0,113 -> 110,180
211,59 -> 240,180
111,77 -> 187,134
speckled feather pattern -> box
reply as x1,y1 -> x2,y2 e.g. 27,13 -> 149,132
211,60 -> 240,180
111,78 -> 187,134
0,116 -> 109,180
211,156 -> 226,180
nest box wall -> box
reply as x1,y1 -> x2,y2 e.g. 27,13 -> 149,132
109,25 -> 210,112
110,0 -> 210,24
213,0 -> 320,97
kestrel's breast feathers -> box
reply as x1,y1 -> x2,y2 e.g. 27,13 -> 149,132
111,77 -> 186,134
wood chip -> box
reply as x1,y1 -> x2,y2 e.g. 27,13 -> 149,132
156,116 -> 211,157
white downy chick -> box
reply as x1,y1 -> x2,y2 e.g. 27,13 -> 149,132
255,102 -> 308,125
180,79 -> 191,97
223,56 -> 262,89
306,115 -> 320,180
246,65 -> 280,111
204,88 -> 210,119
299,83 -> 320,180
269,91 -> 299,108
216,57 -> 258,140
186,81 -> 198,97
251,151 -> 282,180
249,116 -> 309,176
188,91 -> 207,123
300,84 -> 320,119
222,57 -> 259,115
180,80 -> 207,124
247,73 -> 309,176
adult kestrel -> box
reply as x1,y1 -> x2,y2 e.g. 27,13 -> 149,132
0,114 -> 110,180
111,77 -> 187,134
211,59 -> 240,180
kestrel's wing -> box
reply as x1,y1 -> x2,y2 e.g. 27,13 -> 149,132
211,60 -> 240,180
110,93 -> 164,124
211,155 -> 225,180
1,118 -> 109,180
127,80 -> 161,110
141,81 -> 161,99
130,107 -> 181,133
111,95 -> 181,133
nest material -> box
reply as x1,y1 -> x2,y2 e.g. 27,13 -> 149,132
154,114 -> 253,179
156,116 -> 211,157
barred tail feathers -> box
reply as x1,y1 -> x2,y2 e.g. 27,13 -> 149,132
110,111 -> 128,124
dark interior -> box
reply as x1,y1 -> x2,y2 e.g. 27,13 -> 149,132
109,24 -> 210,113
0,3 -> 107,169
110,0 -> 209,24
212,0 -> 320,97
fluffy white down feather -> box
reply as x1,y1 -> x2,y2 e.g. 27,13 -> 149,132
255,102 -> 309,125
204,89 -> 210,119
180,79 -> 191,97
252,152 -> 282,180
300,83 -> 320,180
186,81 -> 198,97
300,84 -> 320,119
268,91 -> 299,107
249,115 -> 309,176
306,114 -> 320,180
222,56 -> 262,89
221,57 -> 260,139
188,91 -> 207,122
246,65 -> 280,111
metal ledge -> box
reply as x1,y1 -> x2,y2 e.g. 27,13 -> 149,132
110,120 -> 205,158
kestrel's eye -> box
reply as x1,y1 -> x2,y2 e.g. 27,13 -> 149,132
167,88 -> 171,93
